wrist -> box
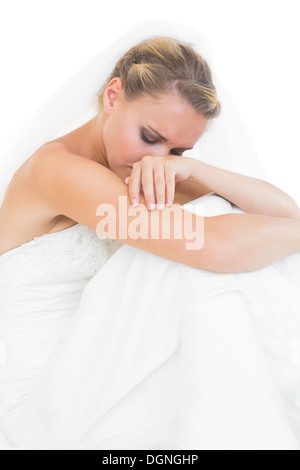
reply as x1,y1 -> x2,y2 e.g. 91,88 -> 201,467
186,157 -> 204,184
185,157 -> 195,182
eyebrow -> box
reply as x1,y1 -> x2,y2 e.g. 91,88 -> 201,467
147,125 -> 193,151
148,125 -> 168,142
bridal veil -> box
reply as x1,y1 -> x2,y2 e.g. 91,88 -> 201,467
0,19 -> 268,206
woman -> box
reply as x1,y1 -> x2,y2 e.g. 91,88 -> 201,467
1,25 -> 300,450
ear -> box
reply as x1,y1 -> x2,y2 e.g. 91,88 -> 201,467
103,77 -> 124,113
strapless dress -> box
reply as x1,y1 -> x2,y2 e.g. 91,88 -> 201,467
0,223 -> 122,444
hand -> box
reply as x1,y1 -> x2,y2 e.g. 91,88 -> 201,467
124,155 -> 193,211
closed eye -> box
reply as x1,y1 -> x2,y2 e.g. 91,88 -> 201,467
141,131 -> 157,145
141,131 -> 182,156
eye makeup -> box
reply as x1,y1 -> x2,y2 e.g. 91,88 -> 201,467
141,130 -> 157,144
141,129 -> 182,156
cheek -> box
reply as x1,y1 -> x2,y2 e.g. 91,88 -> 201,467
117,127 -> 146,164
105,113 -> 147,165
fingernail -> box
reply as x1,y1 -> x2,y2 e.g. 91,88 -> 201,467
132,198 -> 139,207
157,202 -> 165,210
166,200 -> 172,207
125,177 -> 130,184
147,202 -> 155,211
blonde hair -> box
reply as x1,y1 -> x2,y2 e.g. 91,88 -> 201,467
97,36 -> 221,119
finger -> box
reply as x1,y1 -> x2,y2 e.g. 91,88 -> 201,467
128,163 -> 142,206
153,163 -> 166,210
141,159 -> 156,211
164,163 -> 175,207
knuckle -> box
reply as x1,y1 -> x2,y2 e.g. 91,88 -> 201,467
154,174 -> 164,185
166,176 -> 174,185
143,189 -> 154,200
165,168 -> 175,180
165,159 -> 174,169
142,174 -> 154,187
142,180 -> 153,191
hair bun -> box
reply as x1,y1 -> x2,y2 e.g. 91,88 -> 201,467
98,36 -> 221,119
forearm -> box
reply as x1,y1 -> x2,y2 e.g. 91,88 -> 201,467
188,158 -> 300,219
211,212 -> 300,273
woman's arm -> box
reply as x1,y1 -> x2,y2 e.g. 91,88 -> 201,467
26,146 -> 300,274
26,147 -> 224,272
206,212 -> 300,273
186,157 -> 300,219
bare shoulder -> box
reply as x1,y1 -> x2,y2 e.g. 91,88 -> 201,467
13,142 -> 72,223
29,143 -> 128,228
0,143 -> 79,255
30,142 -> 119,197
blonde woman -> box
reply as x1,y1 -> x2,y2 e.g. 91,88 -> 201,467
1,22 -> 300,450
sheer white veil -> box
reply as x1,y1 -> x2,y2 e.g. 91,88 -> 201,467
0,19 -> 268,207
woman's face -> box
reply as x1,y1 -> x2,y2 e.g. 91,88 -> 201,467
101,77 -> 209,181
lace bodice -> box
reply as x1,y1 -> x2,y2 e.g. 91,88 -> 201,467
5,223 -> 123,281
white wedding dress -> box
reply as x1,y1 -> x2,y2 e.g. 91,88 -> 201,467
1,192 -> 300,450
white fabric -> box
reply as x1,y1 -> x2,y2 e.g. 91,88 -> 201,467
0,20 -> 300,450
1,194 -> 300,450
0,223 -> 122,450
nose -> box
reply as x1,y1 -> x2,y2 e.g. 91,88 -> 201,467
150,144 -> 172,156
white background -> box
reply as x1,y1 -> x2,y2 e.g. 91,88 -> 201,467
0,0 -> 299,203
